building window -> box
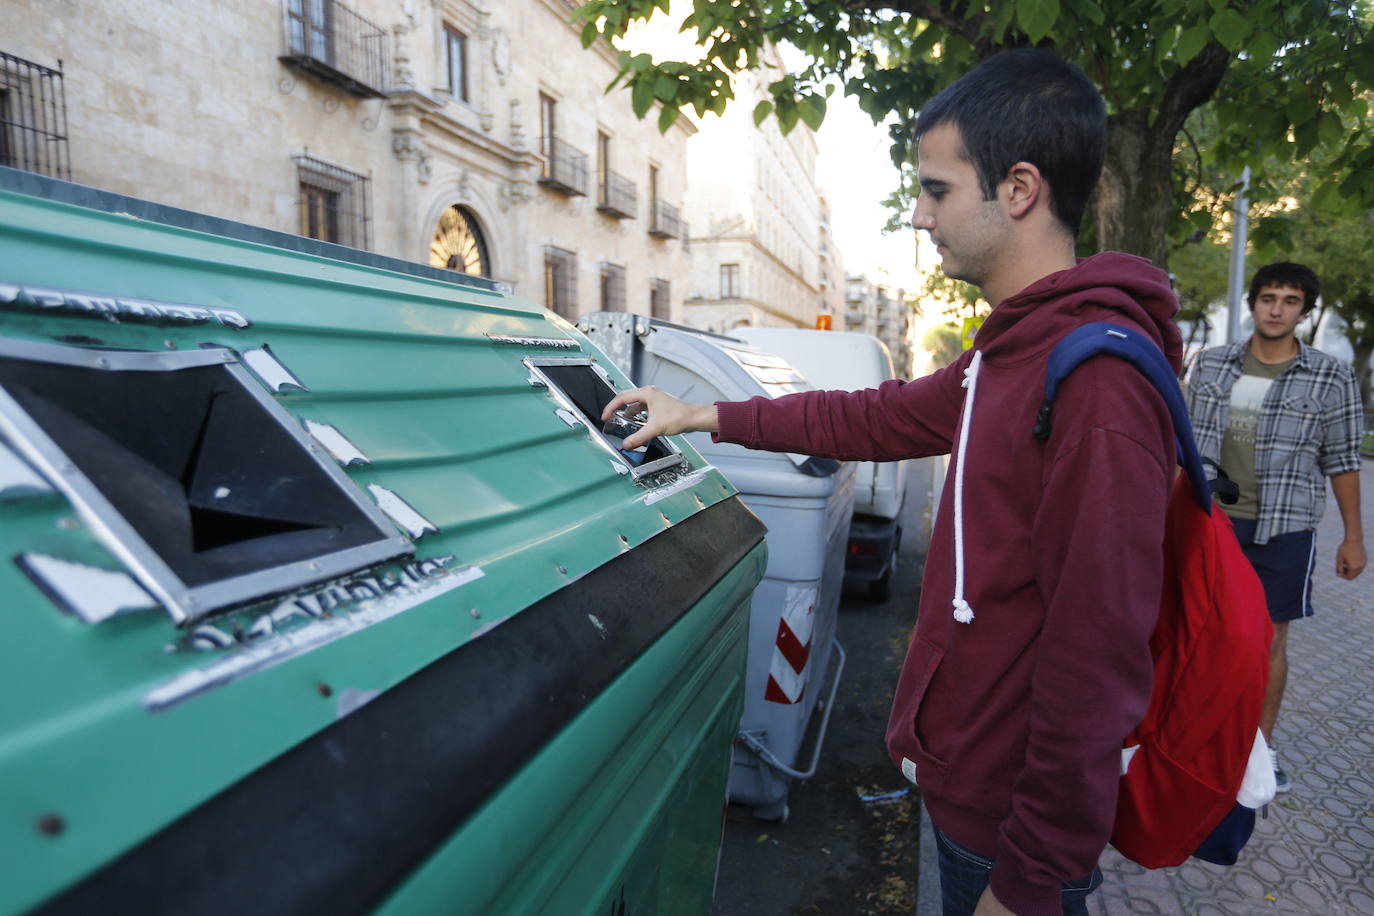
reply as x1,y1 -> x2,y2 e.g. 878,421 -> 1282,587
281,0 -> 389,98
539,93 -> 556,175
537,92 -> 589,196
294,154 -> 371,250
544,245 -> 577,319
595,131 -> 636,219
0,51 -> 70,180
600,262 -> 627,313
720,263 -> 741,299
429,205 -> 489,277
650,278 -> 671,320
597,131 -> 610,197
444,25 -> 467,102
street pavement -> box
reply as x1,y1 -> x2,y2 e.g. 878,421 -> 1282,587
1086,458 -> 1374,915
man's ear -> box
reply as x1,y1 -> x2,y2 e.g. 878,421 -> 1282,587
1003,161 -> 1044,220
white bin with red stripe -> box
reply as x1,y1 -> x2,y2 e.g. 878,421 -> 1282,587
577,313 -> 855,819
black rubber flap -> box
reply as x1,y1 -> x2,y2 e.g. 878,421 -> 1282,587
35,495 -> 765,916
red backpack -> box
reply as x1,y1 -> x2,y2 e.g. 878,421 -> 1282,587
1036,323 -> 1273,869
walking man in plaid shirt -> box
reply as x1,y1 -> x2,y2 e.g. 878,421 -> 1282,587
1185,261 -> 1366,793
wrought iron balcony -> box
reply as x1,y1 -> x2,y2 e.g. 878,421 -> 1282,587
597,170 -> 637,219
649,200 -> 682,239
538,137 -> 590,197
279,0 -> 390,98
0,51 -> 70,180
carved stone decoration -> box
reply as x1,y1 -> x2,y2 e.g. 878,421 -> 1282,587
392,1 -> 420,89
499,179 -> 535,211
392,129 -> 431,184
509,98 -> 526,151
457,169 -> 473,200
480,111 -> 494,132
491,29 -> 511,86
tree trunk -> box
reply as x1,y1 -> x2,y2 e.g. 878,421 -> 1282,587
1094,110 -> 1175,266
1090,43 -> 1232,271
1352,340 -> 1372,427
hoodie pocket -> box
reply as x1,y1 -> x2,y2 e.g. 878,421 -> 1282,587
886,634 -> 949,796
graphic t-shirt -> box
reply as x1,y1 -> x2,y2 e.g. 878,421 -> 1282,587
1220,349 -> 1294,520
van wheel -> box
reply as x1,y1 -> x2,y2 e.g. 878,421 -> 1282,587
868,542 -> 899,601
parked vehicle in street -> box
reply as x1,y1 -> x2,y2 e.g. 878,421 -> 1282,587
732,328 -> 911,599
0,167 -> 766,916
579,312 -> 854,820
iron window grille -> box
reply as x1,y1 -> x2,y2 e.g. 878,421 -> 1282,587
720,263 -> 741,299
544,245 -> 578,319
650,278 -> 671,320
600,263 -> 627,313
445,25 -> 468,102
294,154 -> 372,251
280,0 -> 390,98
0,51 -> 70,180
649,199 -> 682,239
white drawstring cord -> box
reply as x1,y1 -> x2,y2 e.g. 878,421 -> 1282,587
952,350 -> 983,624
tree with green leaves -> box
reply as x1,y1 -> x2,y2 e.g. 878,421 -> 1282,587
576,0 -> 1374,269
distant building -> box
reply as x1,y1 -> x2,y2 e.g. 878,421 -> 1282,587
845,275 -> 915,377
2,0 -> 692,320
680,53 -> 831,333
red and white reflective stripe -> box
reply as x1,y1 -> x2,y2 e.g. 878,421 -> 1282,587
764,586 -> 817,704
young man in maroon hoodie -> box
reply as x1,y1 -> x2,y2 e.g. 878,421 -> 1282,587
604,49 -> 1180,916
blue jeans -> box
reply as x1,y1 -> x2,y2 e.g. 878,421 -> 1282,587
932,825 -> 1102,916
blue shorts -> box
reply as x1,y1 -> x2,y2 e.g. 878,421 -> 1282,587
1228,517 -> 1316,624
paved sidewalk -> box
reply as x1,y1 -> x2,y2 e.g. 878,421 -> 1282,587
1091,460 -> 1374,915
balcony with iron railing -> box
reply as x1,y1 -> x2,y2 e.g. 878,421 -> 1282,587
597,170 -> 637,219
279,0 -> 390,98
648,199 -> 682,239
539,137 -> 590,197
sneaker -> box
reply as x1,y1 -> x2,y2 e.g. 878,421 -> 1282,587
1269,744 -> 1291,794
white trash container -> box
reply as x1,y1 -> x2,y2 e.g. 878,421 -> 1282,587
579,313 -> 854,819
731,328 -> 913,599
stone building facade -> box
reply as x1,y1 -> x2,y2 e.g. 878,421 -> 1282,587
680,54 -> 835,333
1,0 -> 692,321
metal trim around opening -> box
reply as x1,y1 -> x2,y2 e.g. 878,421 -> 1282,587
0,338 -> 413,624
523,357 -> 685,481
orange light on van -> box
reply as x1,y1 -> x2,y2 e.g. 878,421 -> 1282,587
815,314 -> 832,331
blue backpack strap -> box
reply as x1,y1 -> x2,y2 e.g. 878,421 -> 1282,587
1033,322 -> 1212,513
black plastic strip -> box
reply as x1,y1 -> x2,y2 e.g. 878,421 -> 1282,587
0,166 -> 502,293
35,496 -> 765,916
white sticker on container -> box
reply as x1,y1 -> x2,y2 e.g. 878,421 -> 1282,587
367,484 -> 438,539
20,553 -> 157,624
305,420 -> 371,466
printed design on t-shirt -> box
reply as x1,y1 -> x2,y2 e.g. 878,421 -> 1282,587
1226,374 -> 1274,448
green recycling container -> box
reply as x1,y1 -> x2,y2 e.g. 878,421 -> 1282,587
0,167 -> 766,915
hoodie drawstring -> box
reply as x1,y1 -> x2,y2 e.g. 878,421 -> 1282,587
952,350 -> 983,624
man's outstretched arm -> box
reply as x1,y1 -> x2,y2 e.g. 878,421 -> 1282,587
601,386 -> 718,450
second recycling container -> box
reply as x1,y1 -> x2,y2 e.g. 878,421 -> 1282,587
579,312 -> 854,819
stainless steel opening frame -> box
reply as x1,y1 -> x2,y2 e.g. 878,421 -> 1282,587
522,357 -> 686,482
0,338 -> 413,624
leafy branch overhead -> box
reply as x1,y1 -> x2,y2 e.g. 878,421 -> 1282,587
574,0 -> 1374,268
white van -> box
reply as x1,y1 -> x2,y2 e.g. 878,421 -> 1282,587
731,328 -> 910,599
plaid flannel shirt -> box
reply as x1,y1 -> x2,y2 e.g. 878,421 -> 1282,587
1185,340 -> 1363,544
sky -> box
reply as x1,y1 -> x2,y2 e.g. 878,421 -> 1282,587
813,92 -> 925,291
621,9 -> 930,293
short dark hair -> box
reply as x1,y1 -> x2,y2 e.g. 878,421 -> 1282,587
1247,262 -> 1320,314
914,49 -> 1106,237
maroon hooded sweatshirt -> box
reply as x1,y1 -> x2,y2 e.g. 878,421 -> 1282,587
714,252 -> 1181,915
